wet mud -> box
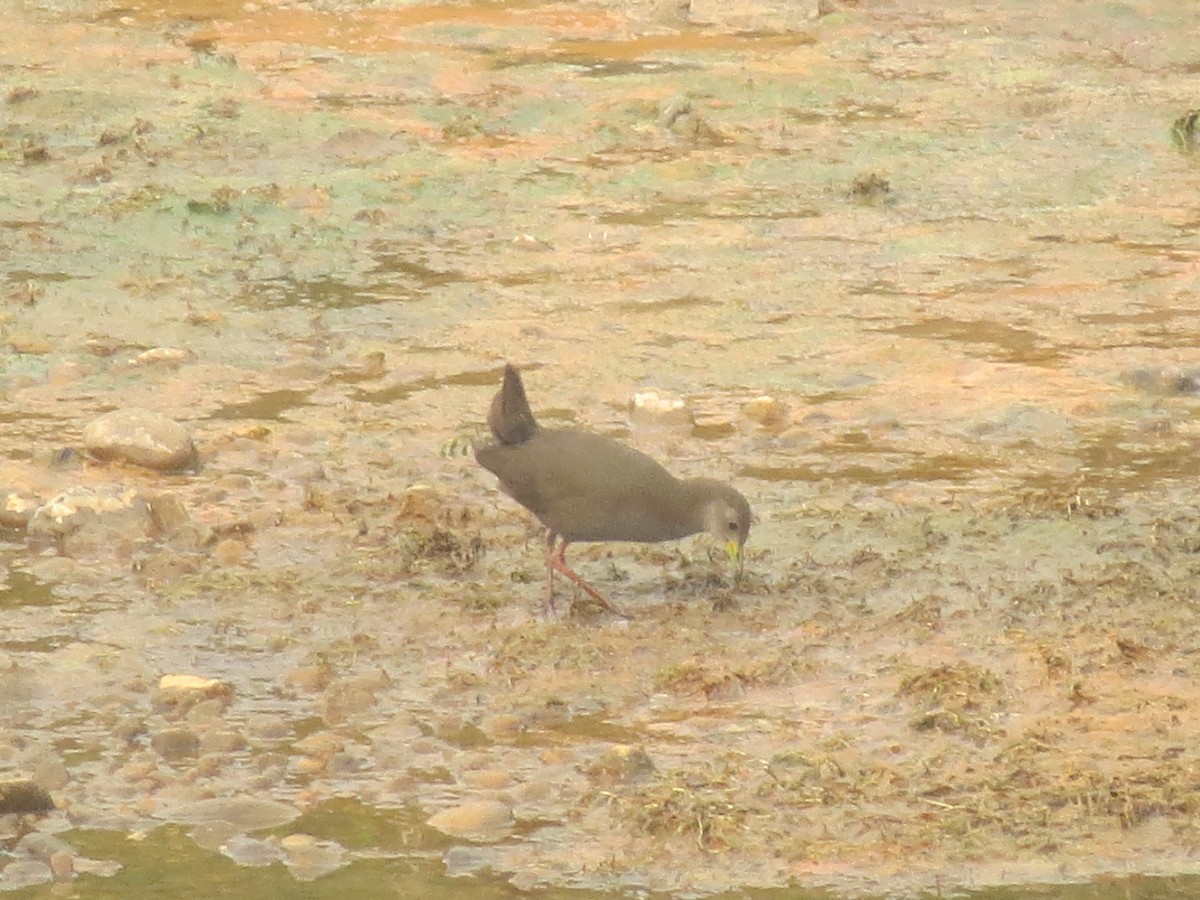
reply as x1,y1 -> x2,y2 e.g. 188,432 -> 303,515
3,0 -> 1200,896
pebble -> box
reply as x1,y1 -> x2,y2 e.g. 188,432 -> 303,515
154,675 -> 234,714
115,759 -> 159,784
319,674 -> 388,723
113,715 -> 148,744
478,714 -> 523,740
17,831 -> 74,860
189,820 -> 241,851
28,486 -> 152,545
443,844 -> 494,877
221,834 -> 281,868
426,800 -> 514,843
146,493 -> 190,536
0,860 -> 51,889
186,698 -> 231,723
630,389 -> 693,428
280,834 -> 346,881
293,732 -> 343,760
211,537 -> 248,566
150,726 -> 200,760
194,756 -> 223,777
0,492 -> 38,530
539,747 -> 575,765
9,334 -> 52,354
29,755 -> 68,791
283,665 -> 334,692
82,408 -> 198,472
200,731 -> 247,754
48,851 -> 73,879
583,744 -> 656,786
743,395 -> 788,430
155,796 -> 300,829
1123,368 -> 1200,395
294,757 -> 325,776
395,484 -> 444,521
132,347 -> 195,368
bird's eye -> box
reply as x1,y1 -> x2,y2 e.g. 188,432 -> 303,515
727,521 -> 739,533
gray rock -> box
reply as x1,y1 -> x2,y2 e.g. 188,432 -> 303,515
426,800 -> 514,843
583,744 -> 655,786
82,409 -> 198,472
0,492 -> 38,530
155,796 -> 301,829
150,726 -> 200,760
221,834 -> 282,868
281,834 -> 347,881
0,860 -> 51,889
200,730 -> 247,754
28,486 -> 152,545
16,831 -> 74,861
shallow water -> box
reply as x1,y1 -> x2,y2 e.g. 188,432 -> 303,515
4,0 -> 1200,897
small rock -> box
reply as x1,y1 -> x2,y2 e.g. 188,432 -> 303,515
293,732 -> 344,762
186,698 -> 230,723
28,486 -> 152,545
245,717 -> 292,741
9,334 -> 52,354
113,715 -> 148,744
194,756 -> 223,777
200,730 -> 247,754
82,408 -> 198,472
132,347 -> 195,368
1123,368 -> 1200,396
283,665 -> 333,693
395,484 -> 444,522
426,800 -> 514,843
281,833 -> 347,881
29,755 -> 68,791
146,493 -> 190,537
0,860 -> 51,889
325,751 -> 364,774
743,395 -> 788,430
0,492 -> 38,530
155,796 -> 300,829
153,674 -> 234,714
294,757 -> 326,776
319,674 -> 389,724
583,744 -> 656,786
211,537 -> 248,566
443,844 -> 494,877
72,856 -> 122,878
630,389 -> 693,428
188,820 -> 240,851
48,851 -> 73,879
221,834 -> 281,867
150,727 -> 200,760
17,831 -> 74,860
478,714 -> 523,740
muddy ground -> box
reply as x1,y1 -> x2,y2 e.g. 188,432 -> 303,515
3,0 -> 1200,896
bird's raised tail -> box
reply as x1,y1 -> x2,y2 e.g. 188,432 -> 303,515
488,363 -> 540,445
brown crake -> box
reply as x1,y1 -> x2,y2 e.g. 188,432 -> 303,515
475,363 -> 751,615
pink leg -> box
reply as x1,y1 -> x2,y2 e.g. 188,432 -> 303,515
544,530 -> 558,617
545,535 -> 628,618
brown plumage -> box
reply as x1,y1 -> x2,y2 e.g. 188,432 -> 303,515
475,363 -> 751,616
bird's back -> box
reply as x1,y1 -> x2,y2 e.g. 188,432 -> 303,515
475,429 -> 700,543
